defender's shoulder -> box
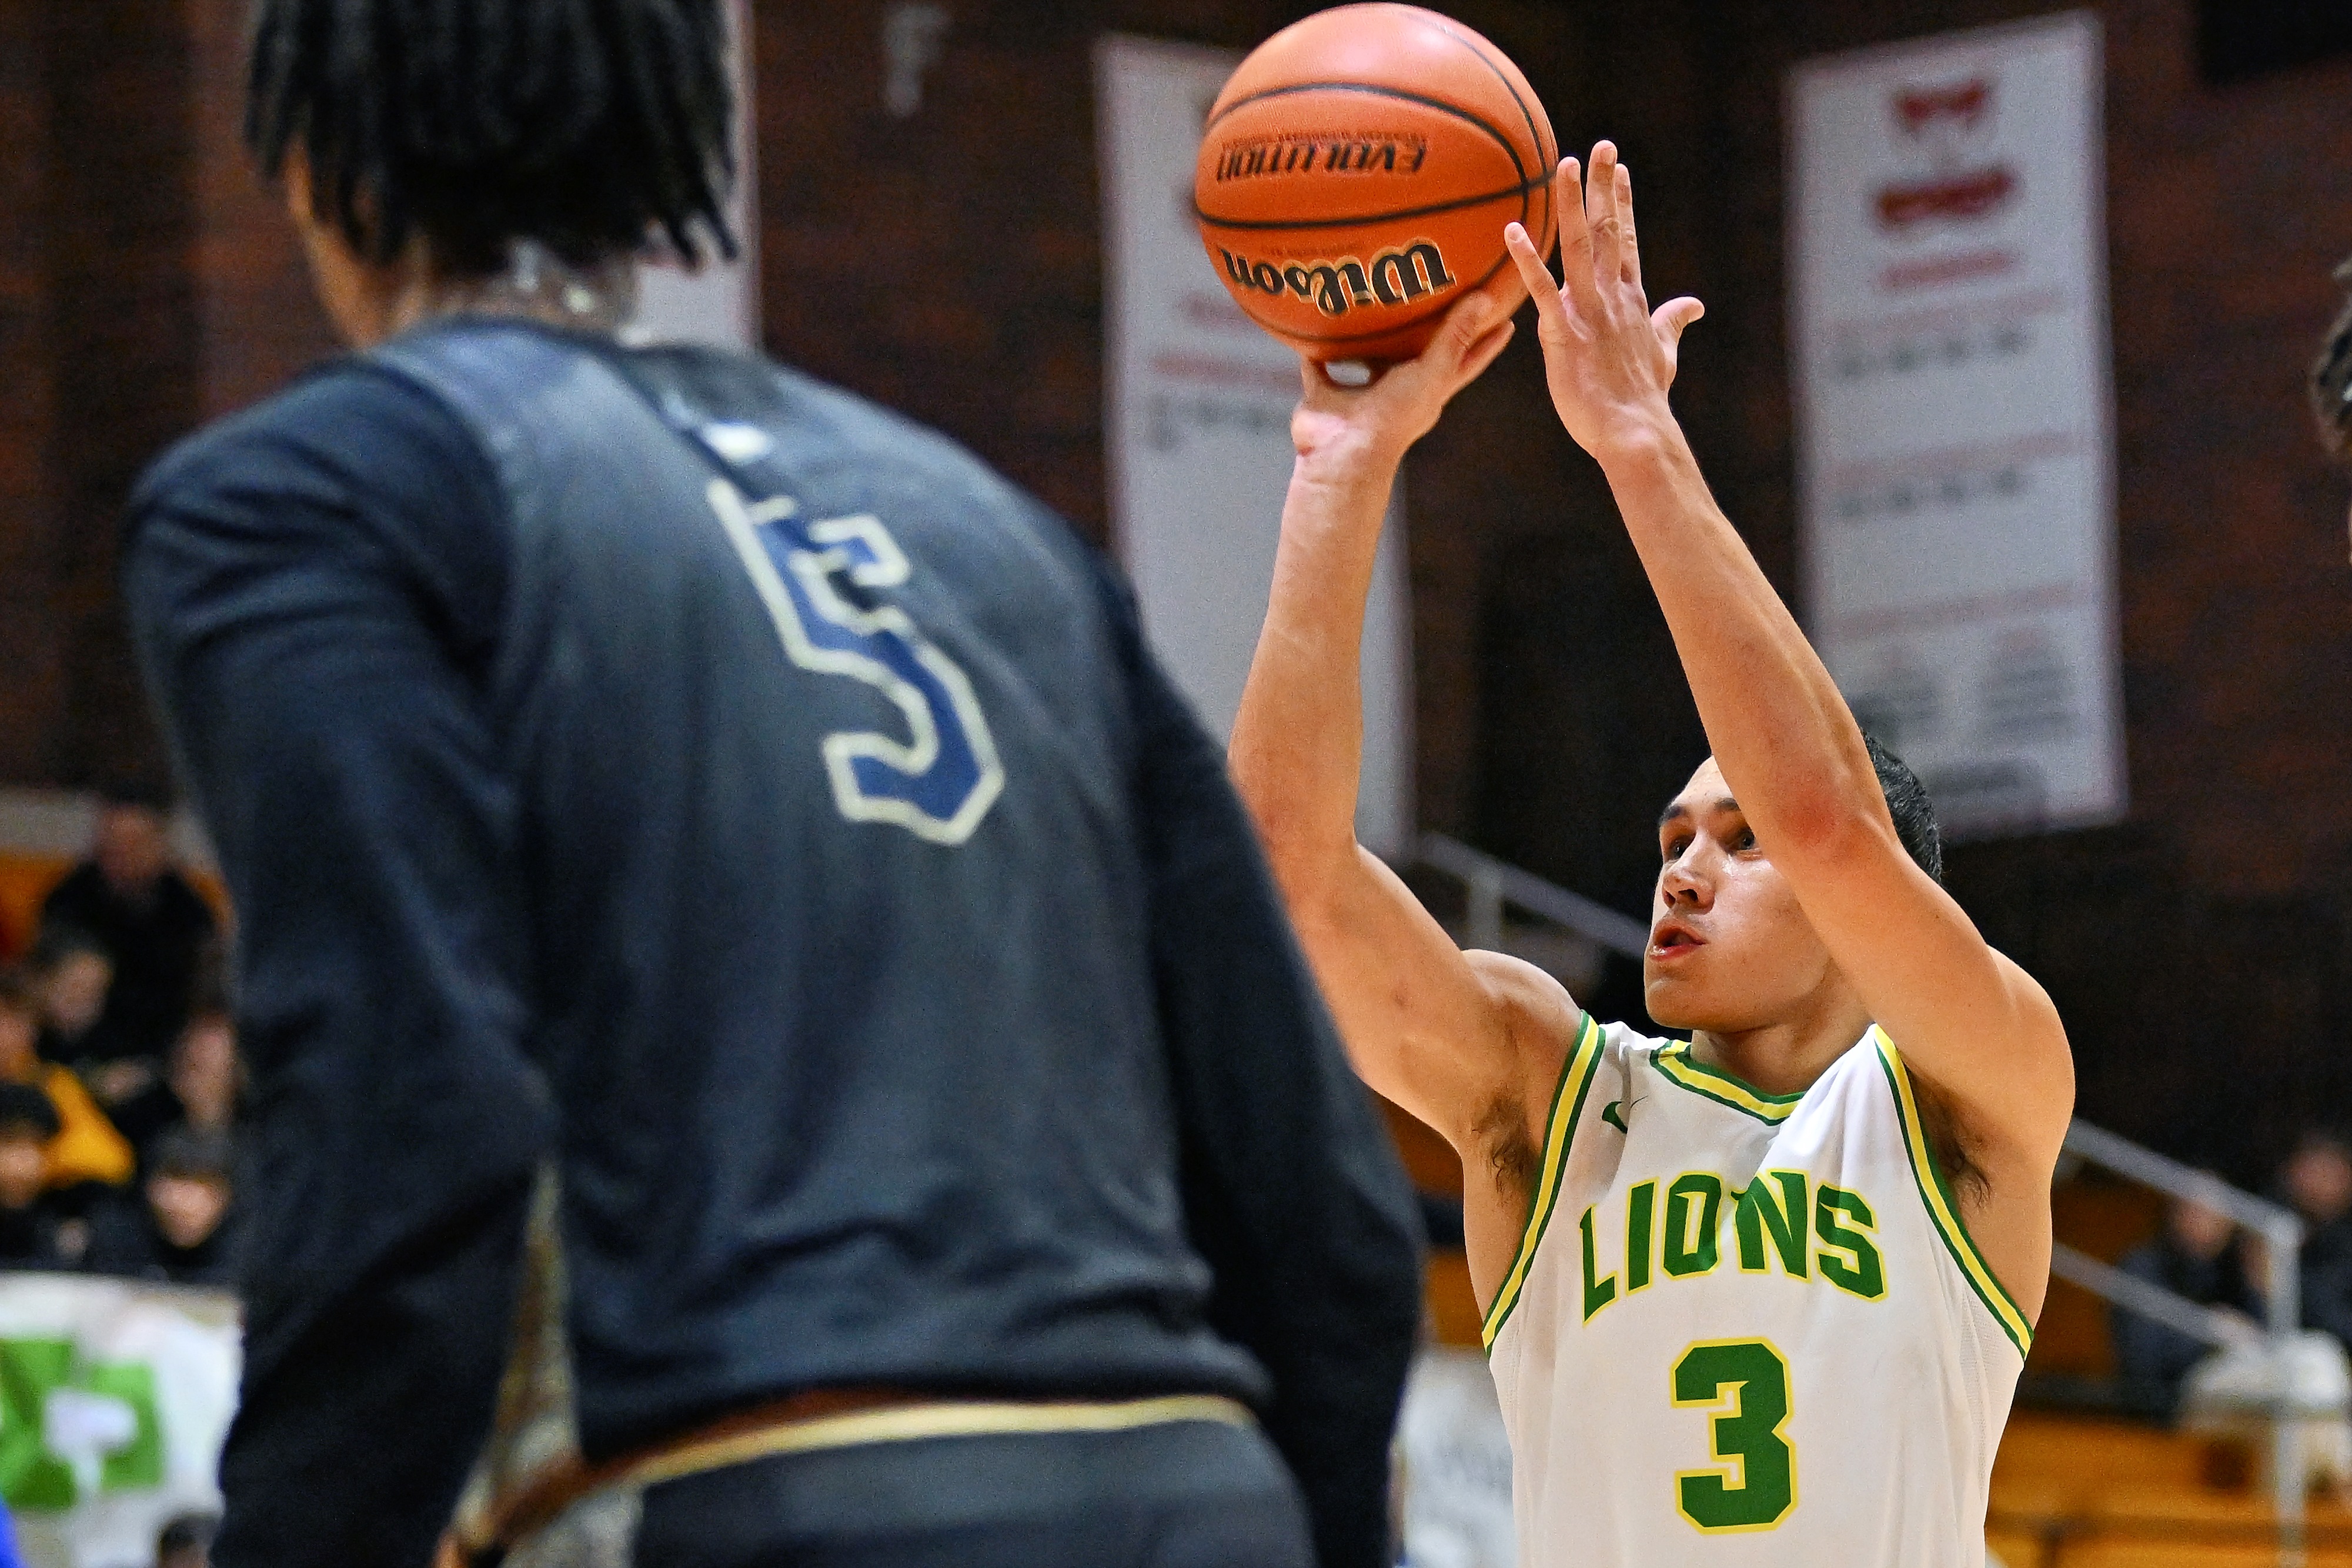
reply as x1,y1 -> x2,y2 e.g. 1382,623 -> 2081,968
629,344 -> 1021,492
633,343 -> 1111,606
130,357 -> 491,549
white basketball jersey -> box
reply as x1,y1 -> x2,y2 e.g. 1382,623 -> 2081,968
1484,1017 -> 2029,1567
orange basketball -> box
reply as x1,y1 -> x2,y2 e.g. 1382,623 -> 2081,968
1194,4 -> 1557,364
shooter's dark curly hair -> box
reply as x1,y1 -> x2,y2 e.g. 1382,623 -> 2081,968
1865,733 -> 1943,885
2313,260 -> 2352,459
245,0 -> 739,278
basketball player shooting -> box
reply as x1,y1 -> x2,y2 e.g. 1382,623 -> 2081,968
1231,143 -> 2076,1564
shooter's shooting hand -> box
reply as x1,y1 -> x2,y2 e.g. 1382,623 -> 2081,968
1288,275 -> 1519,486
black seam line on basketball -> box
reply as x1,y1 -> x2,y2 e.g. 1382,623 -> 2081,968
1196,173 -> 1548,232
1423,16 -> 1553,242
1424,16 -> 1549,189
1205,81 -> 1519,172
1226,252 -> 1513,345
1200,78 -> 1534,238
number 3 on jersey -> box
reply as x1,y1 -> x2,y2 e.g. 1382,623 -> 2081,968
706,477 -> 1004,844
1672,1339 -> 1796,1533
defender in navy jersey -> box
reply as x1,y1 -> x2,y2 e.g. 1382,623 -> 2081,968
123,5 -> 1421,1566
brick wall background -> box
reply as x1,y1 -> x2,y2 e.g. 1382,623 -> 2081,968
41,4 -> 212,793
2,0 -> 2348,1178
0,0 -> 56,785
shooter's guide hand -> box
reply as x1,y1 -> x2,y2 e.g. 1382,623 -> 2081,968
1504,141 -> 1705,465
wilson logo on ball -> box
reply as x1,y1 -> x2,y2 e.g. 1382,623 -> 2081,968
1217,239 -> 1457,318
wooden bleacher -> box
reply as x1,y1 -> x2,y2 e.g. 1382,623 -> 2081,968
0,851 -> 72,965
1991,1410 -> 2352,1566
1983,1171 -> 2352,1566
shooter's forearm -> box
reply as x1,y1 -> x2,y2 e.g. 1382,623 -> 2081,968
1597,416 -> 1890,854
1229,443 -> 1399,890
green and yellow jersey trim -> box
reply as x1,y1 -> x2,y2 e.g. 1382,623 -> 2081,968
1873,1029 -> 2034,1358
1651,1038 -> 1806,1125
1481,1011 -> 1606,1351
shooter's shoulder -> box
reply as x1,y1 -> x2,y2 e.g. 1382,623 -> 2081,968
1465,947 -> 1602,1100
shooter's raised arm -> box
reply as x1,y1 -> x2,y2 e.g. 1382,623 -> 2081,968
1502,144 -> 2072,1299
1228,285 -> 1580,1266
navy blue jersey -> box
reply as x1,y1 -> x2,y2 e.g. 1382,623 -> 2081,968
125,320 -> 1421,1568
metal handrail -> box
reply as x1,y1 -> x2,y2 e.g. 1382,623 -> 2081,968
1414,833 -> 1649,958
2049,1242 -> 2263,1351
2060,1119 -> 2313,1557
2064,1121 -> 2305,1257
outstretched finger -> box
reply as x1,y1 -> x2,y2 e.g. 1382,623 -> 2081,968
1505,220 -> 1570,337
1549,155 -> 1577,261
1586,142 -> 1624,297
1549,156 -> 1602,316
1616,161 -> 1643,293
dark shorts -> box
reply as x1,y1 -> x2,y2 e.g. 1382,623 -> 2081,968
630,1416 -> 1316,1568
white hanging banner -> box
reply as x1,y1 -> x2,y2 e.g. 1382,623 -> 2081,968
1095,36 -> 1415,859
1789,13 -> 2123,839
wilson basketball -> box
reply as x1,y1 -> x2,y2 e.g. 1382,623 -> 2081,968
1194,4 -> 1557,363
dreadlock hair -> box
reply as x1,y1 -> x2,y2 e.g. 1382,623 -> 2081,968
1863,733 -> 1943,884
2312,258 -> 2352,459
245,0 -> 739,279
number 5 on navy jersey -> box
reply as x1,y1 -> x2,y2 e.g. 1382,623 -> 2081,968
706,476 -> 1004,845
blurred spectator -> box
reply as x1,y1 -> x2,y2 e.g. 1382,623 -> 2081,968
2283,1131 -> 2352,1352
28,927 -> 116,1065
38,787 -> 216,1065
85,1127 -> 237,1288
0,1085 -> 91,1271
156,1512 -> 216,1568
109,1011 -> 245,1176
0,971 -> 132,1192
2112,1188 -> 2264,1416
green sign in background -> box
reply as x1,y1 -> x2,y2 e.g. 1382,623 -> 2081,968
0,1339 -> 162,1510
